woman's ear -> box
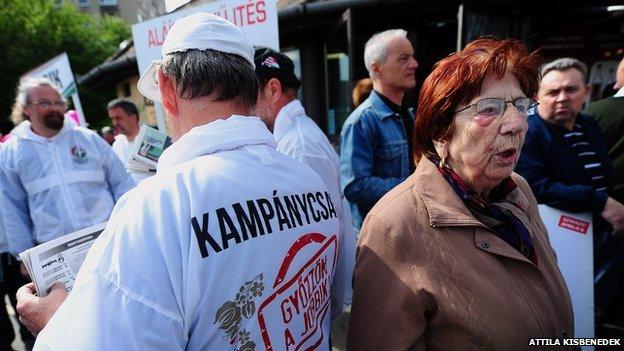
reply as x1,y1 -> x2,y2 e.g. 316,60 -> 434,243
433,139 -> 448,159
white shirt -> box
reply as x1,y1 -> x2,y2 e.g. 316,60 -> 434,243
111,134 -> 135,163
0,120 -> 135,256
112,134 -> 151,182
615,86 -> 624,97
35,116 -> 341,351
274,99 -> 356,310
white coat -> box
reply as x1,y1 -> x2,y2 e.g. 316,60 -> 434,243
274,99 -> 357,310
34,116 -> 341,351
0,119 -> 135,256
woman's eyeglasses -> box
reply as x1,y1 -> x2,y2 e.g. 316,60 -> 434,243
455,97 -> 538,117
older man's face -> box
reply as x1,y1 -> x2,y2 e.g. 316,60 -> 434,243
24,86 -> 66,133
376,37 -> 418,92
537,68 -> 589,130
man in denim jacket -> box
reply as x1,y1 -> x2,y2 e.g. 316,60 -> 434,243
340,29 -> 418,229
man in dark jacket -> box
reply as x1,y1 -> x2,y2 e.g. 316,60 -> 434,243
516,57 -> 624,330
584,57 -> 624,204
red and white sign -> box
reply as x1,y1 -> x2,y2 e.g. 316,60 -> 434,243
558,215 -> 590,234
131,0 -> 279,131
257,233 -> 338,351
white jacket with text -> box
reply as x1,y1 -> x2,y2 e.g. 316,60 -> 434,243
34,116 -> 341,351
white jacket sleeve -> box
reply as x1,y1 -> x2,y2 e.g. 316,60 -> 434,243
0,156 -> 36,256
292,152 -> 356,318
34,270 -> 186,351
95,135 -> 136,200
34,183 -> 188,351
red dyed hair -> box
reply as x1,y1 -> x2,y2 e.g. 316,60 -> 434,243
413,37 -> 541,160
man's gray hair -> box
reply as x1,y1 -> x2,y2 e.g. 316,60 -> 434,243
541,58 -> 588,82
364,29 -> 408,77
11,77 -> 64,124
159,49 -> 258,112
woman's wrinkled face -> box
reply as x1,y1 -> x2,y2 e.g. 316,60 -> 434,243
440,72 -> 529,195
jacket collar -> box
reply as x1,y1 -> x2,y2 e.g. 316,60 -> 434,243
367,90 -> 396,121
273,99 -> 305,143
414,157 -> 530,228
12,118 -> 73,143
157,115 -> 276,171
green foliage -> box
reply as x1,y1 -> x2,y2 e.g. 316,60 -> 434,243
0,0 -> 130,128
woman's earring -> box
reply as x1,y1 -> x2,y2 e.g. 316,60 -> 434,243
440,155 -> 446,168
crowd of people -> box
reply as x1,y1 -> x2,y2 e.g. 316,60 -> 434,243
0,11 -> 623,350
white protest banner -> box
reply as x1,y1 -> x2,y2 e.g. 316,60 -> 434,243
165,0 -> 191,13
21,53 -> 87,126
538,205 -> 594,349
132,0 -> 279,131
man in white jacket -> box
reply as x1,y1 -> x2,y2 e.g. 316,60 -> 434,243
17,13 -> 341,351
0,78 -> 135,258
254,47 -> 356,312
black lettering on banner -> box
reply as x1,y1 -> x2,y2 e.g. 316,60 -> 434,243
294,194 -> 311,224
232,200 -> 265,240
283,195 -> 303,227
216,208 -> 241,249
325,191 -> 337,219
191,213 -> 222,258
256,198 -> 275,234
307,193 -> 321,222
316,192 -> 329,220
273,190 -> 293,231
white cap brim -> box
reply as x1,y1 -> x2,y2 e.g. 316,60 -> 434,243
137,61 -> 161,103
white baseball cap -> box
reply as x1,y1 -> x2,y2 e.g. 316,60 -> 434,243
137,12 -> 255,103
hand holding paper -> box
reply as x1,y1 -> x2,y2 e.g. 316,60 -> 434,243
16,282 -> 67,336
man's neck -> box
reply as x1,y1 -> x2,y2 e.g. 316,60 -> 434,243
31,124 -> 61,139
171,99 -> 251,140
538,110 -> 576,131
125,127 -> 140,142
373,83 -> 405,106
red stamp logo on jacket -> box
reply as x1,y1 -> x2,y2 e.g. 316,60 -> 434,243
558,215 -> 589,234
257,233 -> 338,351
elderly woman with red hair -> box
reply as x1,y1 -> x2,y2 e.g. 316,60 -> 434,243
347,38 -> 575,350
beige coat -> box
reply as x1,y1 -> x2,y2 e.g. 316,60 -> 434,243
347,157 -> 574,351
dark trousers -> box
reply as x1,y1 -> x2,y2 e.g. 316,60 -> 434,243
0,253 -> 34,347
593,221 -> 624,329
0,272 -> 15,351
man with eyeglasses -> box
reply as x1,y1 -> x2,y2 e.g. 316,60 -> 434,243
0,77 -> 135,276
516,57 -> 624,332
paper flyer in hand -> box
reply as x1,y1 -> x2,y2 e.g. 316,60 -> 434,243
127,125 -> 172,174
19,222 -> 107,297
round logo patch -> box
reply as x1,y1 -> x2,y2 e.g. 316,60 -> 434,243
70,146 -> 88,164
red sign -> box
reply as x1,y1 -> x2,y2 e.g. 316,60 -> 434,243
558,215 -> 590,234
257,233 -> 338,351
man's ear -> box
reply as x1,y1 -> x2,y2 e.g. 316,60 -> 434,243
22,105 -> 33,120
267,78 -> 283,104
158,70 -> 178,116
370,61 -> 380,79
583,83 -> 591,100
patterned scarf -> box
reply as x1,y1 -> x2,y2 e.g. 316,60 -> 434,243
431,157 -> 537,265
